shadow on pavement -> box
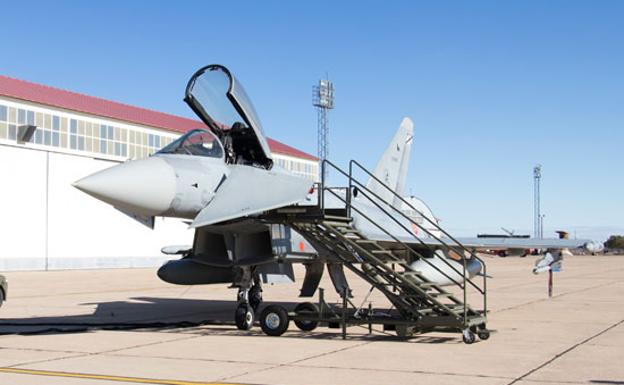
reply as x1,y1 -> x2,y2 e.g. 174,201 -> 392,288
0,296 -> 458,344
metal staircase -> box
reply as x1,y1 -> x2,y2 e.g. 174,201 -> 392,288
292,219 -> 484,326
264,159 -> 488,342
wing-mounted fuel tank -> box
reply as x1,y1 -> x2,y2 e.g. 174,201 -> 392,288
408,249 -> 483,286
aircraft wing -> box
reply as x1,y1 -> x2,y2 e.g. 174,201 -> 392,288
436,236 -> 588,250
369,233 -> 590,250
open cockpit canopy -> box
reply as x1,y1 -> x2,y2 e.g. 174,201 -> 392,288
184,65 -> 272,168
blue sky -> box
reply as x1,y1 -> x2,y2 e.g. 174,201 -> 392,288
1,1 -> 622,241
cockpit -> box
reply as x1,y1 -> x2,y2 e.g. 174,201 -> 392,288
184,65 -> 273,168
157,129 -> 223,159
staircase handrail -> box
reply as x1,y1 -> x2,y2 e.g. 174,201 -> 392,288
348,160 -> 487,306
320,159 -> 487,318
323,187 -> 466,290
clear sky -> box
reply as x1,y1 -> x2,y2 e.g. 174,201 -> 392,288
1,1 -> 622,242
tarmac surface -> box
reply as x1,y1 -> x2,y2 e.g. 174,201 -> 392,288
0,254 -> 622,385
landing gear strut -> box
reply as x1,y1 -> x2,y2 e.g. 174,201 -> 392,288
234,276 -> 262,330
249,281 -> 263,312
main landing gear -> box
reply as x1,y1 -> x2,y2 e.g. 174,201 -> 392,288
234,280 -> 263,330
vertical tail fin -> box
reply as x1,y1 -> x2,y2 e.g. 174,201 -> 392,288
365,117 -> 414,206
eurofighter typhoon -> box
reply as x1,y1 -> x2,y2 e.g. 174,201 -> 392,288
74,65 -> 588,341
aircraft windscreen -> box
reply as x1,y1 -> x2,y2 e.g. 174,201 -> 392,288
157,129 -> 223,158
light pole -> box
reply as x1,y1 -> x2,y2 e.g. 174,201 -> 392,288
313,78 -> 334,183
533,165 -> 542,239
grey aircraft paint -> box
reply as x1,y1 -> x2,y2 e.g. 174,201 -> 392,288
74,65 -> 593,327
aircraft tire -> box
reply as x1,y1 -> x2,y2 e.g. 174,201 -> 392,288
477,329 -> 490,340
235,304 -> 254,330
294,302 -> 319,332
260,305 -> 289,336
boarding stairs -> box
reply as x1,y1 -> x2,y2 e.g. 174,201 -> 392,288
266,160 -> 488,338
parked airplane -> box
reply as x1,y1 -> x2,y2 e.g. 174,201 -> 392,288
74,64 -> 589,337
584,241 -> 604,255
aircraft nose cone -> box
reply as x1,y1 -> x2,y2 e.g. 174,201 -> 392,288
73,157 -> 177,216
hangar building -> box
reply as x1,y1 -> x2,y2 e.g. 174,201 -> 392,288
0,75 -> 318,271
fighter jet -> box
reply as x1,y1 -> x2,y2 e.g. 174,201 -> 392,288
74,64 -> 590,333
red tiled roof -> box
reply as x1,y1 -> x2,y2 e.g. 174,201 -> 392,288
0,75 -> 318,161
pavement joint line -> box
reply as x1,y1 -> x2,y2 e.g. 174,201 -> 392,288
2,333 -> 203,370
5,352 -> 90,370
216,340 -> 373,382
107,352 -> 290,367
285,362 -> 515,381
512,379 -> 587,384
506,318 -> 624,385
95,333 -> 205,355
0,346 -> 86,355
493,267 -> 624,291
0,367 -> 243,385
495,280 -> 620,313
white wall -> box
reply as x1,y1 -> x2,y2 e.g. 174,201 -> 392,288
0,146 -> 47,269
0,145 -> 194,271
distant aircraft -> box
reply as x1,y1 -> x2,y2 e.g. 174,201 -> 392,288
584,241 -> 604,255
74,64 -> 590,339
474,228 -> 531,257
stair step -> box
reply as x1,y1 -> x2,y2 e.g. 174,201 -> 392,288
323,215 -> 352,222
337,227 -> 360,234
355,239 -> 378,244
386,259 -> 407,266
399,270 -> 422,276
323,221 -> 352,227
430,292 -> 453,298
403,293 -> 426,298
371,250 -> 393,255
